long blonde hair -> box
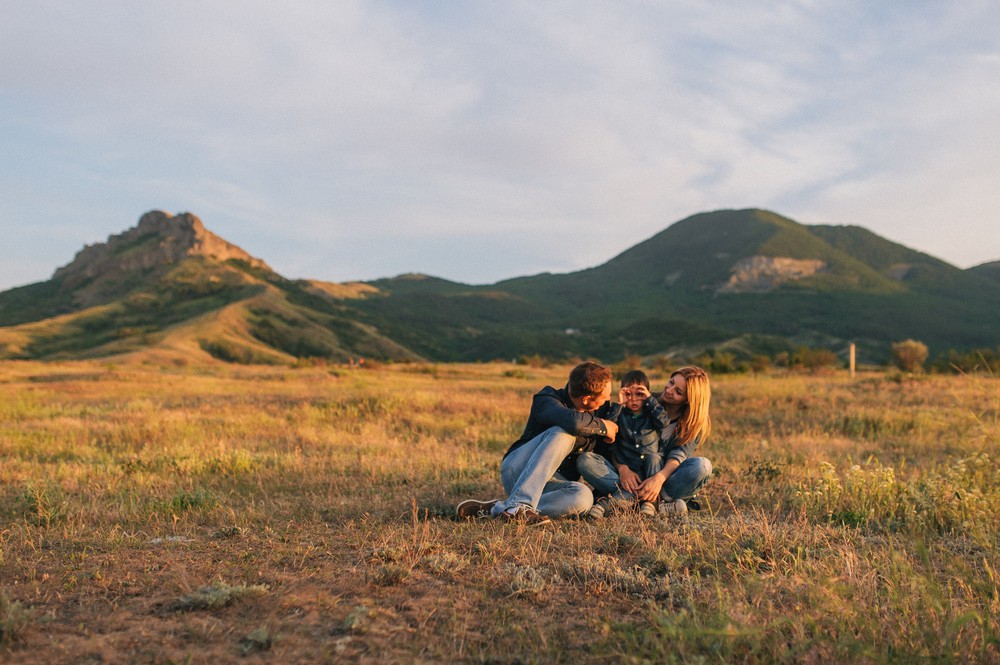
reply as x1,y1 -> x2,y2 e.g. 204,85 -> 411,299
666,366 -> 712,448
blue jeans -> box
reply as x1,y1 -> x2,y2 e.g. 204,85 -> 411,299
576,451 -> 712,502
493,427 -> 595,518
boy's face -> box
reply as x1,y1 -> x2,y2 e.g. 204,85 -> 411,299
621,383 -> 649,413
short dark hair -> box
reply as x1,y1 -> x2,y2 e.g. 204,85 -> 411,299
620,369 -> 650,390
568,361 -> 612,398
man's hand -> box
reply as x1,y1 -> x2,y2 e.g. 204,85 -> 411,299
618,465 -> 641,494
601,419 -> 618,442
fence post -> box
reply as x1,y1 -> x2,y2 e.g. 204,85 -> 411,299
849,343 -> 856,380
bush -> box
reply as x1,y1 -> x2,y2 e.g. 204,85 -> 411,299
791,346 -> 839,371
891,339 -> 929,373
931,347 -> 1000,374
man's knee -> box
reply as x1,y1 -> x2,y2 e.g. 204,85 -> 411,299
565,481 -> 595,514
539,426 -> 577,450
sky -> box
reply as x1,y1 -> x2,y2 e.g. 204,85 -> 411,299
2,1 -> 999,291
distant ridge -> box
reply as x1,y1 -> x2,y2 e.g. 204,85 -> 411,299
2,208 -> 998,364
968,260 -> 1000,283
0,210 -> 416,363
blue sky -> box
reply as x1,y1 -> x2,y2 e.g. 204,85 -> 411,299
2,1 -> 998,291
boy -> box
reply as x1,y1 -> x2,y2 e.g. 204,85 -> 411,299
581,369 -> 672,518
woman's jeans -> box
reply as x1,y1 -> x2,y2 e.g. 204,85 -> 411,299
576,451 -> 712,502
493,427 -> 594,518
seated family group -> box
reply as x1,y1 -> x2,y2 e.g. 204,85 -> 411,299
456,361 -> 713,526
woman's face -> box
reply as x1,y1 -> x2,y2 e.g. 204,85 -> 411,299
660,373 -> 688,407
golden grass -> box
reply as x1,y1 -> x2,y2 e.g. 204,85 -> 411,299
0,361 -> 997,663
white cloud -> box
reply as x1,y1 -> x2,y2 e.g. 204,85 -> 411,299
1,1 -> 999,291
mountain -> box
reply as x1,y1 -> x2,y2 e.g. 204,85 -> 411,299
2,208 -> 998,364
348,209 -> 1000,362
968,260 -> 1000,283
0,211 -> 417,363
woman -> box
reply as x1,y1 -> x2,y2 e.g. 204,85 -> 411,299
577,366 -> 714,516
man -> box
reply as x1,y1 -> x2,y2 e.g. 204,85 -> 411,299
456,361 -> 620,526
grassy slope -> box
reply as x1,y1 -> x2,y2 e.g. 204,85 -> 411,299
0,258 -> 422,363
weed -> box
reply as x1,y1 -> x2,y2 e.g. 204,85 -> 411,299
368,563 -> 409,586
745,457 -> 784,482
166,488 -> 218,512
0,592 -> 31,645
239,626 -> 276,654
166,581 -> 269,612
502,563 -> 552,597
17,480 -> 68,526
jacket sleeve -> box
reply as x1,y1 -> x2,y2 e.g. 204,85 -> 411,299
531,391 -> 610,438
644,396 -> 672,430
664,432 -> 700,464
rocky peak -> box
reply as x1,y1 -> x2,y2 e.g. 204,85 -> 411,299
54,211 -> 270,289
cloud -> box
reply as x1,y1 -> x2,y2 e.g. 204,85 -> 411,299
1,1 -> 999,291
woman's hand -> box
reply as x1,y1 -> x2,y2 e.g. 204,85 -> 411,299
636,472 -> 666,502
617,465 -> 642,494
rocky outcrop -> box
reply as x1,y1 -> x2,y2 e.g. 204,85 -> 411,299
54,211 -> 270,291
718,256 -> 826,294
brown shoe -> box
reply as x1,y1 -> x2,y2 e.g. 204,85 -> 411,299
455,498 -> 500,519
498,506 -> 551,526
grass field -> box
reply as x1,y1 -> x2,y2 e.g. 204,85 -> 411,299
0,360 -> 998,663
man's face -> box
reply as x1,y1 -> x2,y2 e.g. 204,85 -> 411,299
579,381 -> 612,411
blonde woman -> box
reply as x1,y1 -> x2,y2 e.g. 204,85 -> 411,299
577,366 -> 713,517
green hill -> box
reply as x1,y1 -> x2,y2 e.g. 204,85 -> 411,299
968,260 -> 1000,283
349,209 -> 1000,362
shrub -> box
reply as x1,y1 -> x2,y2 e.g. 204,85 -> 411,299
891,339 -> 929,373
931,347 -> 1000,374
166,582 -> 269,612
791,346 -> 839,371
0,593 -> 31,645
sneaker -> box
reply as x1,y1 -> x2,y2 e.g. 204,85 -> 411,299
687,495 -> 702,511
455,498 -> 500,519
638,501 -> 656,517
498,506 -> 551,526
587,497 -> 611,519
658,499 -> 688,516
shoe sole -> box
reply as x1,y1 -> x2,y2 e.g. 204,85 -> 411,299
455,498 -> 500,519
498,510 -> 552,526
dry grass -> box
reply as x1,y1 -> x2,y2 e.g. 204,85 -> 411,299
0,360 -> 998,663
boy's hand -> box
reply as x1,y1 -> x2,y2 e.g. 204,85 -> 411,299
619,385 -> 651,403
618,465 -> 641,494
631,385 -> 651,400
601,419 -> 619,442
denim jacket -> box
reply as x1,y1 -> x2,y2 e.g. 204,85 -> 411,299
612,396 -> 673,472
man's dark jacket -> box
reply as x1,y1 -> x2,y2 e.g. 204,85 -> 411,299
503,384 -> 622,480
